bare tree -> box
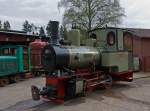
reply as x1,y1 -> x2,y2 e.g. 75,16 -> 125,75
58,0 -> 125,31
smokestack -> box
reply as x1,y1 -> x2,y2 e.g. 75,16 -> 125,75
50,21 -> 59,44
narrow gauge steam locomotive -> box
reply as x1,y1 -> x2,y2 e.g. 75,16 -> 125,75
31,21 -> 133,103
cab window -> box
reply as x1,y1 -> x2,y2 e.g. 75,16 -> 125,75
107,32 -> 116,46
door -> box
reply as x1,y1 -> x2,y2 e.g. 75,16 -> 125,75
144,56 -> 150,72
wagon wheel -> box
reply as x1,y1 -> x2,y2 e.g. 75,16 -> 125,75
36,72 -> 41,77
31,71 -> 35,77
10,75 -> 20,83
0,77 -> 9,87
104,75 -> 113,89
13,75 -> 20,83
33,72 -> 39,77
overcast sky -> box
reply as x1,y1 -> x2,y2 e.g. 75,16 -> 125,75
0,0 -> 149,30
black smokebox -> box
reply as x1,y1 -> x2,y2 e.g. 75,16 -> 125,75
50,21 -> 59,44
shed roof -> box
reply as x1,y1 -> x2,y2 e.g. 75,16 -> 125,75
0,29 -> 39,37
89,27 -> 131,33
127,28 -> 150,38
89,27 -> 150,39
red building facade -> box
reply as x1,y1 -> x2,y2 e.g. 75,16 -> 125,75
131,29 -> 150,72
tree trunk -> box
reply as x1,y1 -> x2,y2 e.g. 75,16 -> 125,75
88,0 -> 92,31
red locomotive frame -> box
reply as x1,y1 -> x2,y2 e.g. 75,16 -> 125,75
32,68 -> 133,104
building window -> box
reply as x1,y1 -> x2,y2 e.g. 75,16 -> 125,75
3,48 -> 9,55
2,48 -> 16,56
107,31 -> 116,46
123,33 -> 133,50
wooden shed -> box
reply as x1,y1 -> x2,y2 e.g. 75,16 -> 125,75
130,28 -> 150,72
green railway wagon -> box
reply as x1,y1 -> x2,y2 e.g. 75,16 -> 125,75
0,45 -> 31,73
0,45 -> 31,86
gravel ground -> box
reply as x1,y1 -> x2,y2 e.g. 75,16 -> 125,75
1,73 -> 150,111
